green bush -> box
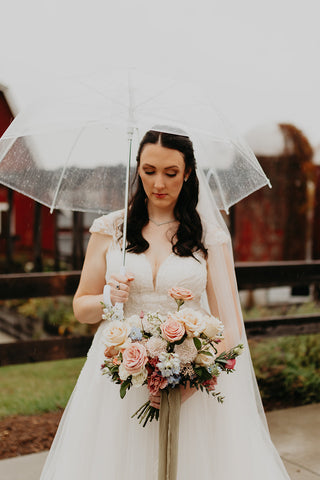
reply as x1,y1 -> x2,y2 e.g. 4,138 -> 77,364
249,333 -> 320,409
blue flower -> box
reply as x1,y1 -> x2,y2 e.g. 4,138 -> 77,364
167,375 -> 181,387
129,326 -> 143,341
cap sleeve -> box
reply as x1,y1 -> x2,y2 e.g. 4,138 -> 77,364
89,210 -> 124,238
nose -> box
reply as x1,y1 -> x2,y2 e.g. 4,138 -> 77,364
154,174 -> 165,190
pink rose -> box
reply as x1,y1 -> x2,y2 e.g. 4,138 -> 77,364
160,319 -> 185,342
225,358 -> 236,370
148,370 -> 168,395
122,343 -> 148,374
168,287 -> 194,302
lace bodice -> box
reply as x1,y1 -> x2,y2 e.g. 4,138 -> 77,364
90,211 -> 207,316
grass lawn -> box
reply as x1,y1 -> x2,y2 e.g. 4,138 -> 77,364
0,357 -> 86,418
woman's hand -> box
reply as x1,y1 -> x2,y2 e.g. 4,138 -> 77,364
149,383 -> 195,410
179,382 -> 195,404
107,272 -> 135,305
149,392 -> 161,409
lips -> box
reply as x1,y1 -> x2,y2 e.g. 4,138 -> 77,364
153,193 -> 167,199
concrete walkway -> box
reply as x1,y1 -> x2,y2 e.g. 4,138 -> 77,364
0,403 -> 319,480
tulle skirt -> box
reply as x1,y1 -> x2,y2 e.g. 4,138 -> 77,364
40,321 -> 290,479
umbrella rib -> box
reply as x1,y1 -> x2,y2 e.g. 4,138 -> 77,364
78,79 -> 128,110
205,168 -> 229,213
50,127 -> 85,213
134,81 -> 178,111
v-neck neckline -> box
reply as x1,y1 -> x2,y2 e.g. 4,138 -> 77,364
141,252 -> 174,291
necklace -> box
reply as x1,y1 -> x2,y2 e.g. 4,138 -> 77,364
149,217 -> 177,227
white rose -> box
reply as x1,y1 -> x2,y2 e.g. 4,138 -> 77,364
195,345 -> 216,367
131,367 -> 148,387
119,363 -> 130,380
102,320 -> 131,349
203,316 -> 224,340
173,308 -> 206,337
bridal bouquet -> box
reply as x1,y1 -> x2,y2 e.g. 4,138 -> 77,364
100,287 -> 244,426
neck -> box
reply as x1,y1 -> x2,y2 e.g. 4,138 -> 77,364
147,204 -> 175,223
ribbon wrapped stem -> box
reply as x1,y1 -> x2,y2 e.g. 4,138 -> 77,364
158,388 -> 181,480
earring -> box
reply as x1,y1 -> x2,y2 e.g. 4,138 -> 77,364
184,177 -> 188,182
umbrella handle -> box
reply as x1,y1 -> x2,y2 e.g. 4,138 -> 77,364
115,265 -> 127,311
103,266 -> 127,312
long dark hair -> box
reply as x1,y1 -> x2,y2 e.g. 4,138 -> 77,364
124,129 -> 207,258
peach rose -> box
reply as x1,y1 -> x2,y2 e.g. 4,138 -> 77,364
168,287 -> 194,301
104,346 -> 119,358
173,308 -> 206,337
160,319 -> 185,342
122,343 -> 148,374
102,320 -> 131,350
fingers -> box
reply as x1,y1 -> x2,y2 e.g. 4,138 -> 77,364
149,392 -> 161,409
107,273 -> 134,304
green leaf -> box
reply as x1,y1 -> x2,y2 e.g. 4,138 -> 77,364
193,337 -> 202,350
199,350 -> 213,356
120,380 -> 130,399
194,366 -> 212,381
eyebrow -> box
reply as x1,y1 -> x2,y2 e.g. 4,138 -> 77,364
142,164 -> 180,169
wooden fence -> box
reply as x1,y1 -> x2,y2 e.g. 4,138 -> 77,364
1,260 -> 320,366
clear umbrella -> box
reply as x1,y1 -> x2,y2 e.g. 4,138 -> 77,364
0,68 -> 270,265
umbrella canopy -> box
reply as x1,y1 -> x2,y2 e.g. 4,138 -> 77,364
0,69 -> 270,214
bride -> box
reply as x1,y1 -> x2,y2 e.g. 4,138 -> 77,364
40,130 -> 290,479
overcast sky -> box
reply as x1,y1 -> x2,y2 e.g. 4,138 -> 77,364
1,0 -> 319,145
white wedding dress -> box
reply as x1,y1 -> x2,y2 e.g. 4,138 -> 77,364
40,211 -> 290,480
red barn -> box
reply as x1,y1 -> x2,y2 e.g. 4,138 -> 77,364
0,86 -> 55,264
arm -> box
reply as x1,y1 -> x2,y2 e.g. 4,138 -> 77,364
73,232 -> 135,324
73,233 -> 111,324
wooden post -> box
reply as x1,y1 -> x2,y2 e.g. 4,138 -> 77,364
72,211 -> 84,270
33,202 -> 43,271
5,188 -> 14,270
53,210 -> 60,271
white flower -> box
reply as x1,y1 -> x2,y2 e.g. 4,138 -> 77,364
126,314 -> 143,330
102,304 -> 124,322
146,337 -> 167,358
195,345 -> 216,367
142,312 -> 164,336
157,352 -> 180,377
203,315 -> 224,340
174,338 -> 198,363
119,363 -> 130,380
131,367 -> 148,387
233,345 -> 244,356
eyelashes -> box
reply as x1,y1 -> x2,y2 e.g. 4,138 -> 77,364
144,172 -> 177,178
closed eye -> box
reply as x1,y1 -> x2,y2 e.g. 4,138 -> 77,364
144,171 -> 177,177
